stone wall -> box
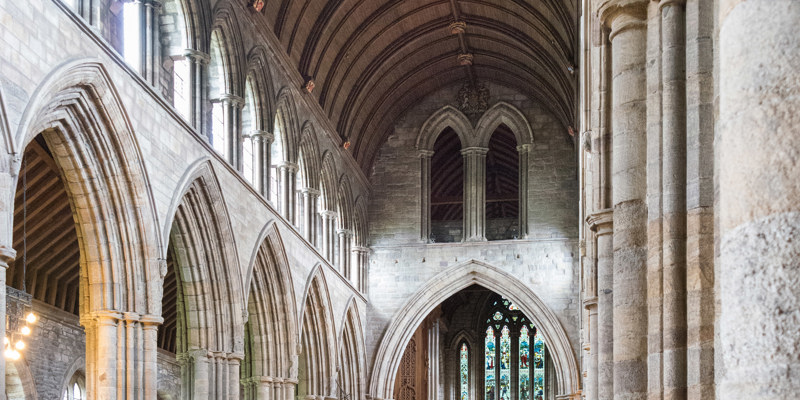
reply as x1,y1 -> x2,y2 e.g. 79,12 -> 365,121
366,82 -> 580,393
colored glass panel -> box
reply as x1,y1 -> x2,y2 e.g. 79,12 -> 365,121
533,330 -> 545,400
461,343 -> 469,400
519,326 -> 531,400
485,327 -> 496,400
493,311 -> 503,321
499,326 -> 511,400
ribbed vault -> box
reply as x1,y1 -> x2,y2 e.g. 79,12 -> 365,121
256,0 -> 577,173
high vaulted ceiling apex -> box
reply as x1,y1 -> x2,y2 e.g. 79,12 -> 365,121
257,0 -> 579,173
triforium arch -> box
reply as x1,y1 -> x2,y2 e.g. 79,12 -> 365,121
298,122 -> 321,190
209,4 -> 244,96
12,60 -> 163,398
336,298 -> 366,400
369,260 -> 580,400
241,222 -> 299,399
298,266 -> 338,400
274,87 -> 301,164
244,46 -> 276,134
166,160 -> 245,399
415,105 -> 473,151
474,102 -> 534,148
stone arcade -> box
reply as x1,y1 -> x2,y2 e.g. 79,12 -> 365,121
0,0 -> 797,399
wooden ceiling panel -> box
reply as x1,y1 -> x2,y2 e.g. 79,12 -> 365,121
261,0 -> 578,173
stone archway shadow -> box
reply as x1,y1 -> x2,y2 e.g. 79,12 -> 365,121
368,259 -> 580,400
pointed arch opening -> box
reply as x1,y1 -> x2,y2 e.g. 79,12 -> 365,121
430,127 -> 464,243
485,124 -> 519,241
337,301 -> 366,400
298,269 -> 337,400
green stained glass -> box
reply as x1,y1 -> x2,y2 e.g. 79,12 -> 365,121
533,330 -> 545,400
499,326 -> 511,400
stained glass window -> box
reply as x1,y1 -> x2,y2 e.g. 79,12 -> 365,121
499,326 -> 511,400
460,343 -> 469,400
485,327 -> 496,400
519,326 -> 531,400
533,329 -> 545,400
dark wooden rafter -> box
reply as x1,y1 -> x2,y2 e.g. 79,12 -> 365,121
254,0 -> 577,173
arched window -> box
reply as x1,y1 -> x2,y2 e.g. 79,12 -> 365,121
242,76 -> 261,191
295,157 -> 306,229
62,371 -> 85,400
483,297 -> 546,400
122,2 -> 143,70
460,343 -> 469,400
270,114 -> 285,207
159,0 -> 192,119
208,30 -> 228,160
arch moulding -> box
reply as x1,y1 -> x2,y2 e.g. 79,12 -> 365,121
368,260 -> 580,400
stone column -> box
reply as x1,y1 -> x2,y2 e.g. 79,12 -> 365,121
259,132 -> 274,198
660,1 -> 687,400
418,150 -> 434,242
279,162 -> 298,222
184,49 -> 210,132
141,316 -> 161,399
588,210 -> 612,400
516,144 -> 530,238
0,245 -> 15,398
215,94 -> 244,168
337,229 -> 353,277
320,211 -> 338,263
428,319 -> 440,400
599,2 -> 648,399
301,188 -> 321,245
461,147 -> 488,242
351,246 -> 369,293
719,1 -> 800,399
283,380 -> 297,400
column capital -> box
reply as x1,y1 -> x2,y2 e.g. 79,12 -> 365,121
417,149 -> 435,158
597,0 -> 647,40
301,187 -> 321,197
583,297 -> 598,310
0,245 -> 16,267
183,49 -> 210,65
460,146 -> 489,156
586,208 -> 614,235
216,93 -> 245,108
352,246 -> 370,253
278,161 -> 299,173
516,143 -> 532,154
337,229 -> 353,237
320,210 -> 338,219
658,0 -> 685,9
140,314 -> 165,326
244,129 -> 273,142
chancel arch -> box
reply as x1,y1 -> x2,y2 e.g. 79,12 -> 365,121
164,161 -> 245,399
298,266 -> 338,400
241,222 -> 299,399
369,260 -> 580,400
10,61 -> 162,399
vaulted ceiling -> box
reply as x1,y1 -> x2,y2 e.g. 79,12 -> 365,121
258,0 -> 579,172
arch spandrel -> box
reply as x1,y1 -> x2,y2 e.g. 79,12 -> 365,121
369,259 -> 580,400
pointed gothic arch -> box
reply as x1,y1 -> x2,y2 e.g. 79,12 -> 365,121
369,260 -> 580,400
298,266 -> 338,399
475,102 -> 534,147
166,160 -> 245,398
274,87 -> 301,164
416,105 -> 474,151
241,222 -> 299,399
298,122 -> 322,190
337,298 -> 366,400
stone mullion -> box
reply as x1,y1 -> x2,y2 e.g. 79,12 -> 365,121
599,2 -> 649,400
279,162 -> 298,222
337,229 -> 353,278
419,150 -> 434,242
719,2 -> 800,399
321,211 -> 338,263
352,246 -> 369,293
516,145 -> 530,238
461,147 -> 488,242
660,2 -> 688,400
301,188 -> 321,245
184,49 -> 210,133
